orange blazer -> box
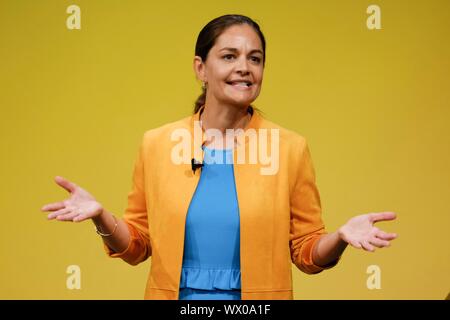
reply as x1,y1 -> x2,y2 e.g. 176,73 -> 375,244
103,106 -> 339,299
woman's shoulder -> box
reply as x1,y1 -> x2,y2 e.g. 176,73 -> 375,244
141,114 -> 192,142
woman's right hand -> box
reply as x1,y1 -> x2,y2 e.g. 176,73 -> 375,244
41,176 -> 104,223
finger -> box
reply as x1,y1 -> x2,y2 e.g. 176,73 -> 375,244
47,207 -> 72,220
370,211 -> 396,223
369,237 -> 390,248
73,214 -> 89,223
54,176 -> 77,193
56,211 -> 80,222
361,240 -> 375,252
349,241 -> 362,249
376,230 -> 398,240
41,201 -> 65,212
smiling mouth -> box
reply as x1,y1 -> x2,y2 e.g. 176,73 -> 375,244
226,81 -> 252,88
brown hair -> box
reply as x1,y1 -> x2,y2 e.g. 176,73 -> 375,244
193,14 -> 266,114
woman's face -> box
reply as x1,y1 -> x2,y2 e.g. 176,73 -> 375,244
194,24 -> 265,109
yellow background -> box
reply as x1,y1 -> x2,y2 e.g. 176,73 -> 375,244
1,0 -> 449,299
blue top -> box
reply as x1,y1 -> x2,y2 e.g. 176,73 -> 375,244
179,145 -> 241,291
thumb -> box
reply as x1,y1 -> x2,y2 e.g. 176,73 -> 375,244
370,211 -> 397,223
54,176 -> 77,193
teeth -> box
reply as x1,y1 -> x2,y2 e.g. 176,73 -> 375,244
229,82 -> 251,87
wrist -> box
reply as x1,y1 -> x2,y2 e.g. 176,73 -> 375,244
92,206 -> 105,224
337,227 -> 348,246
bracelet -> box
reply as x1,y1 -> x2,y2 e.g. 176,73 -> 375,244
95,215 -> 118,237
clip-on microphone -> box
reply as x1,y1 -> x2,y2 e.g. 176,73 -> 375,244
191,158 -> 204,174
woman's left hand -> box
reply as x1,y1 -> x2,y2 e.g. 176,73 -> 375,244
338,212 -> 398,252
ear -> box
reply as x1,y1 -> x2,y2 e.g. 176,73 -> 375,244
193,56 -> 207,83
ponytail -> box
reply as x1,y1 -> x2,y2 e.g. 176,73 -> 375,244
194,87 -> 206,114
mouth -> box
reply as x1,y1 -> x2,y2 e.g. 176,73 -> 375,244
225,81 -> 253,90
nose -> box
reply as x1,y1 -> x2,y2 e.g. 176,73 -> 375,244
236,56 -> 250,75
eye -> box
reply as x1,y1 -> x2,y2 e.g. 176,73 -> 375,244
251,56 -> 262,63
223,54 -> 235,60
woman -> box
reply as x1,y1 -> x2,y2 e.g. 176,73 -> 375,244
41,14 -> 397,300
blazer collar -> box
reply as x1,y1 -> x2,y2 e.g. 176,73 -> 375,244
189,104 -> 262,138
189,105 -> 262,160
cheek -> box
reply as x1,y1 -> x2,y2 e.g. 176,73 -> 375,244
210,76 -> 229,91
209,66 -> 230,81
254,69 -> 264,84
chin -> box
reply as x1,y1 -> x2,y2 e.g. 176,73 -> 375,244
225,95 -> 255,106
228,100 -> 254,109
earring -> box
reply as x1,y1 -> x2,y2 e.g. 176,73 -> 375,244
202,81 -> 207,90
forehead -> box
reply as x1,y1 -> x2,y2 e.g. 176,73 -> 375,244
213,24 -> 263,52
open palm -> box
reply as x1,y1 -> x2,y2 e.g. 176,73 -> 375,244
41,176 -> 103,222
338,212 -> 398,252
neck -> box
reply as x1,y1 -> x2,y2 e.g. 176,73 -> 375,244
200,100 -> 251,135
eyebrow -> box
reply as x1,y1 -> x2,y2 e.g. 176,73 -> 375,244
219,47 -> 263,55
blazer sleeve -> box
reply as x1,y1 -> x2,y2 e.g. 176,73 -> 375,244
103,133 -> 152,266
289,138 -> 340,274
